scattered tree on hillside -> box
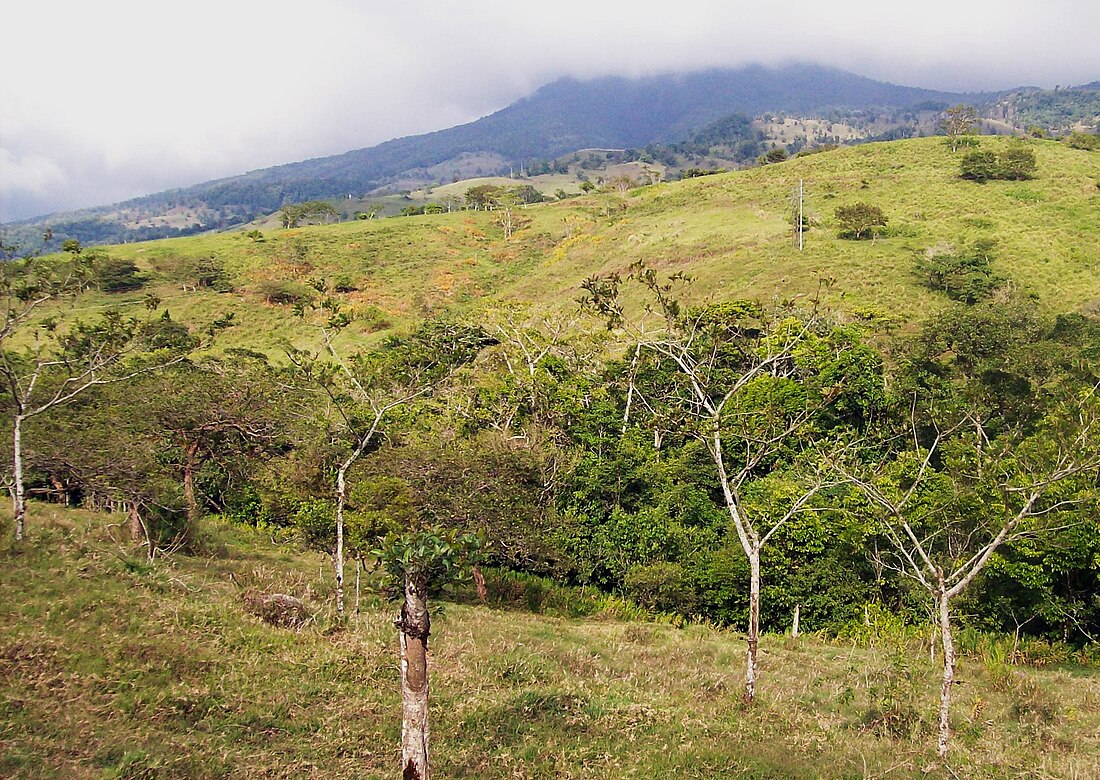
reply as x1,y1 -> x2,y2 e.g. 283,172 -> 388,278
280,200 -> 338,229
840,389 -> 1100,757
582,264 -> 883,703
835,202 -> 888,241
941,105 -> 980,152
0,306 -> 195,540
288,288 -> 489,615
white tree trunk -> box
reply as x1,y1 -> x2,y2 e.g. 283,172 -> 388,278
12,414 -> 25,541
399,578 -> 431,780
745,551 -> 761,704
936,589 -> 956,759
792,603 -> 800,639
334,465 -> 347,615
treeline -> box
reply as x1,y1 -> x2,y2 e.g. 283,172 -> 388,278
7,275 -> 1100,651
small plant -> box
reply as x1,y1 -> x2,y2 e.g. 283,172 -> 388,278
861,650 -> 925,739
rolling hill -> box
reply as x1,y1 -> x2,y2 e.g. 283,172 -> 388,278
37,135 -> 1100,357
7,64 -> 976,248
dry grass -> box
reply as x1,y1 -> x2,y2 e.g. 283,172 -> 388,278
1,506 -> 1098,778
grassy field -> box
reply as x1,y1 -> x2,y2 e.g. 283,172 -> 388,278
34,135 -> 1097,357
1,506 -> 1098,779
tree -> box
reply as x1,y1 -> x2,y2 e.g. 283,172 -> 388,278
280,200 -> 338,229
835,202 -> 888,241
582,264 -> 881,703
840,389 -> 1100,758
288,291 -> 489,615
941,105 -> 980,152
140,358 -> 285,525
0,308 -> 194,540
374,527 -> 481,780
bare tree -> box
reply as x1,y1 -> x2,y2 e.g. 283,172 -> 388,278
839,390 -> 1100,757
289,289 -> 488,615
582,264 -> 865,703
941,105 -> 980,152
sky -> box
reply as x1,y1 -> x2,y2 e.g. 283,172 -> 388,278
3,0 -> 1098,222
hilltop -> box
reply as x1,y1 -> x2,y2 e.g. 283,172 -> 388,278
38,135 -> 1100,356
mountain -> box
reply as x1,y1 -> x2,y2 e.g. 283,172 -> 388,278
8,64 -> 973,248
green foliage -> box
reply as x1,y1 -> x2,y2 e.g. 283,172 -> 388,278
94,256 -> 146,292
1065,131 -> 1100,151
257,279 -> 310,305
916,242 -> 1005,303
372,526 -> 482,596
280,200 -> 338,229
835,202 -> 888,239
623,562 -> 696,614
960,144 -> 1037,181
139,310 -> 199,351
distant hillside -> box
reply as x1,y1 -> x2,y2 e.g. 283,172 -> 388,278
9,64 -> 972,248
25,135 -> 1099,359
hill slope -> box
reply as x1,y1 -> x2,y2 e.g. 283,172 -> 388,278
12,64 -> 972,246
2,507 -> 1098,779
44,136 -> 1100,356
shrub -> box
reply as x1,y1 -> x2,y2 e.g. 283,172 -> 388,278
95,257 -> 145,292
1065,132 -> 1099,151
960,144 -> 1037,182
959,150 -> 1000,182
835,202 -> 888,240
257,279 -> 309,305
916,247 -> 1005,303
999,145 -> 1038,180
623,562 -> 697,615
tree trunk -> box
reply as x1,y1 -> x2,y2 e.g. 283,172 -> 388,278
12,414 -> 26,541
792,603 -> 800,639
334,465 -> 347,615
745,550 -> 761,704
182,442 -> 200,524
49,474 -> 68,506
129,500 -> 143,544
936,589 -> 956,759
398,577 -> 431,780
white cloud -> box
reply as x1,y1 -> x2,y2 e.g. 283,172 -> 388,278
2,0 -> 1098,220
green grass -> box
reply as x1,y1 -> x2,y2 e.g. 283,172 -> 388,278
1,506 -> 1098,778
27,136 -> 1100,357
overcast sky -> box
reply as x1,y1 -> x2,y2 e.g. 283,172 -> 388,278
3,0 -> 1097,221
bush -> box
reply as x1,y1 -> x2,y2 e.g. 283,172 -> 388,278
95,257 -> 145,292
960,144 -> 1037,182
916,247 -> 1004,303
959,150 -> 1000,182
623,562 -> 696,615
1065,132 -> 1099,151
835,202 -> 888,240
257,279 -> 309,305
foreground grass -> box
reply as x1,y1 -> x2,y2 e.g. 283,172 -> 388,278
1,506 -> 1098,779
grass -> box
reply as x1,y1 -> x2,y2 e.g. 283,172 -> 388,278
22,136 -> 1100,358
1,505 -> 1098,779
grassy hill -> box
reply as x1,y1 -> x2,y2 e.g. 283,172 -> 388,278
42,136 -> 1100,356
7,64 -> 973,243
2,507 -> 1098,779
